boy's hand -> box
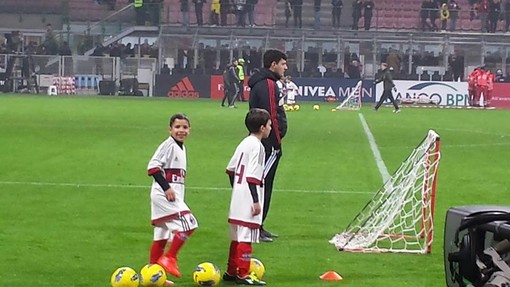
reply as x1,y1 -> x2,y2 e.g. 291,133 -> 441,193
164,188 -> 176,202
252,202 -> 261,216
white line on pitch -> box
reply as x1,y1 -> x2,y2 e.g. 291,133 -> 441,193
0,181 -> 373,195
358,113 -> 390,183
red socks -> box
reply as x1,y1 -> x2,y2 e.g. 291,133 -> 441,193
165,230 -> 195,259
227,241 -> 239,275
236,242 -> 252,278
150,240 -> 168,264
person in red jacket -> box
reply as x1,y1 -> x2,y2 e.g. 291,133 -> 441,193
248,49 -> 288,243
467,68 -> 479,106
475,66 -> 489,107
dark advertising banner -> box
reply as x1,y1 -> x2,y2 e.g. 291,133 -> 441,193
212,76 -> 375,103
210,75 -> 250,100
292,78 -> 375,103
491,83 -> 510,109
157,74 -> 375,102
154,74 -> 211,98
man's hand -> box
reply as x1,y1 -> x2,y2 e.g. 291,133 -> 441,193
164,188 -> 176,202
252,202 -> 261,216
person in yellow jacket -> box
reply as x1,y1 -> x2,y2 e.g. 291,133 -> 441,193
134,0 -> 145,25
236,58 -> 246,102
211,0 -> 220,26
440,3 -> 450,31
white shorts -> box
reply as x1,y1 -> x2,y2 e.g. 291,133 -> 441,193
230,224 -> 259,243
153,212 -> 199,241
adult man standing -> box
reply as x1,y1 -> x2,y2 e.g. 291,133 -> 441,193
248,49 -> 288,242
236,58 -> 246,102
363,0 -> 374,30
373,63 -> 400,113
223,60 -> 240,108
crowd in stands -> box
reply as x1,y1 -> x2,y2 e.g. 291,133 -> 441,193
154,0 -> 510,32
91,40 -> 159,58
420,0 -> 510,32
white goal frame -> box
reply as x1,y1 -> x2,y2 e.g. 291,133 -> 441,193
330,130 -> 441,254
335,80 -> 362,110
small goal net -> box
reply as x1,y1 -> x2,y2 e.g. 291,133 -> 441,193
329,130 -> 441,254
335,80 -> 362,110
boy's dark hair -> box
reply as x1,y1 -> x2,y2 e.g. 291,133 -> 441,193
170,113 -> 190,127
245,108 -> 271,134
263,49 -> 287,68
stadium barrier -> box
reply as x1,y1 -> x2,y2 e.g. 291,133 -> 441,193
155,74 -> 376,103
376,81 -> 510,109
155,75 -> 510,109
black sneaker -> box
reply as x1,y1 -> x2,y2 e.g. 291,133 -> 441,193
259,234 -> 273,242
236,273 -> 266,285
261,229 -> 279,238
223,272 -> 236,282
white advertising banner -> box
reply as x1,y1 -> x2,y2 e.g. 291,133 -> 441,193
376,80 -> 469,106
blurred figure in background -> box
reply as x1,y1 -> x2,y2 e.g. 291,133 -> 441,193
211,0 -> 220,25
352,0 -> 362,30
193,0 -> 206,26
363,0 -> 374,30
448,0 -> 460,31
332,0 -> 343,28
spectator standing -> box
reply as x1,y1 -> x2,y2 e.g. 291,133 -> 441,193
314,0 -> 322,29
220,0 -> 230,26
285,0 -> 293,27
363,0 -> 374,30
332,0 -> 343,28
448,54 -> 464,81
291,0 -> 303,28
246,0 -> 257,26
488,0 -> 502,33
193,0 -> 206,26
421,0 -> 433,31
478,0 -> 489,32
134,0 -> 146,25
352,0 -> 363,30
235,0 -> 247,27
386,49 -> 401,74
429,0 -> 440,31
440,3 -> 450,30
347,59 -> 361,79
181,0 -> 190,26
43,24 -> 58,55
448,0 -> 460,31
211,0 -> 220,25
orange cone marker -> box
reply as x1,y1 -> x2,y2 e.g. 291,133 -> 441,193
320,271 -> 343,281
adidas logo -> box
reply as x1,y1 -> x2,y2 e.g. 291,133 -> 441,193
168,77 -> 199,98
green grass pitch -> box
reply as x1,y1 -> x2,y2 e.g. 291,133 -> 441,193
1,94 -> 509,286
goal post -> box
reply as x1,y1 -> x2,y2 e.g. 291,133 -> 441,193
329,130 -> 441,254
335,80 -> 362,110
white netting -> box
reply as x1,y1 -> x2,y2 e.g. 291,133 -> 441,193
335,80 -> 362,110
330,130 -> 441,254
